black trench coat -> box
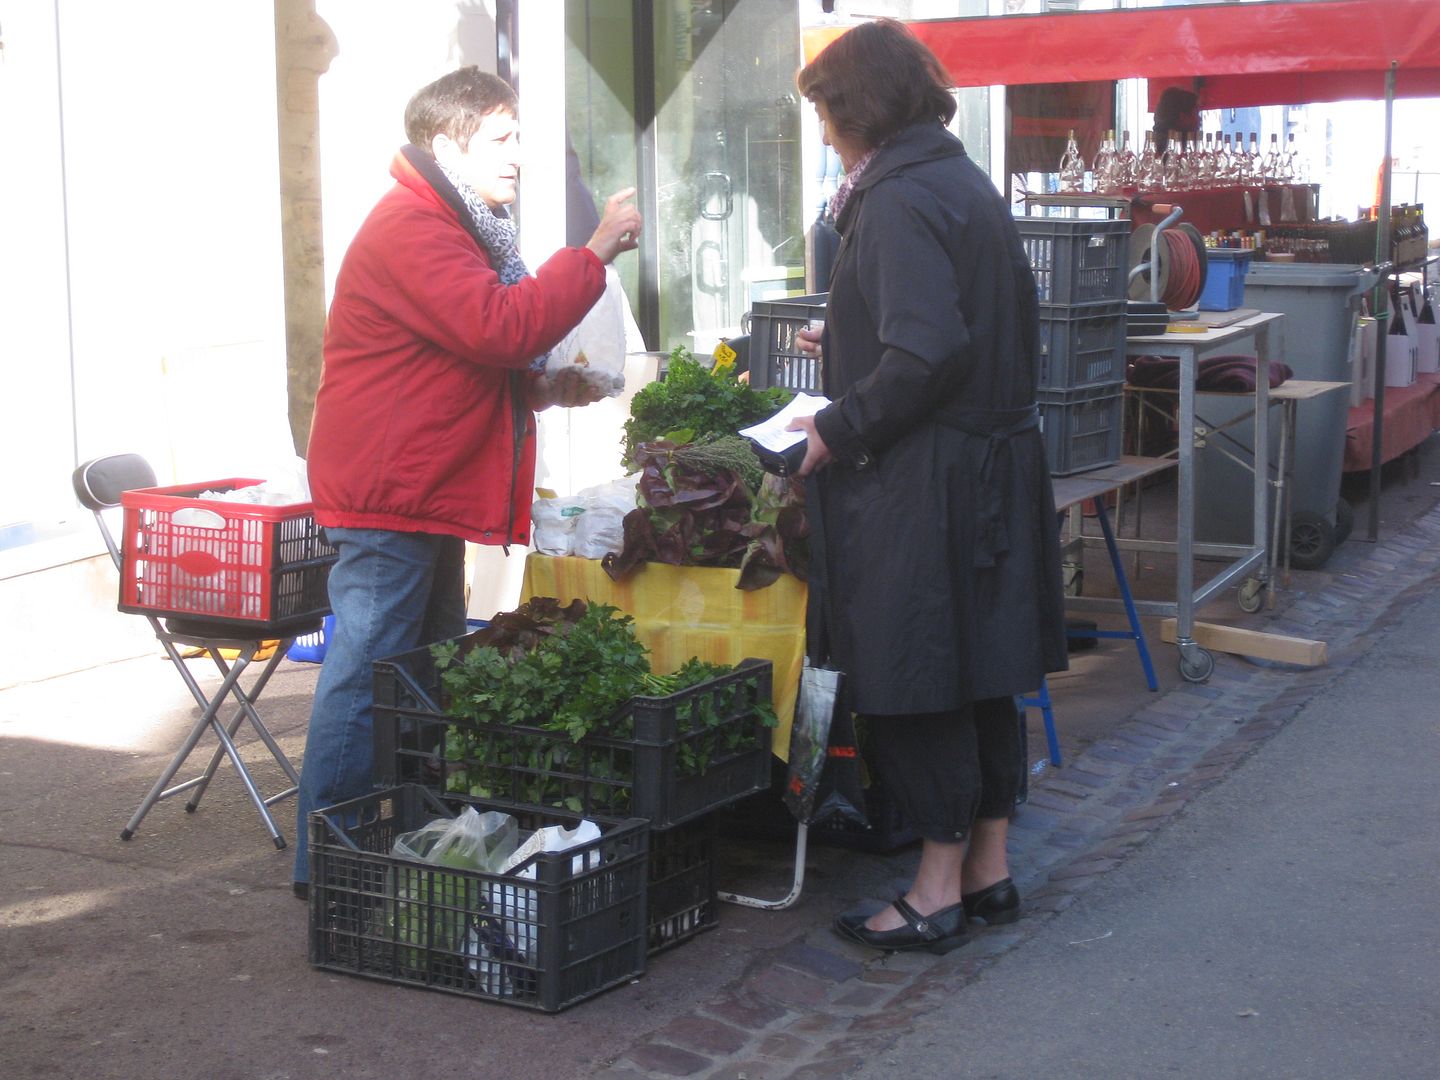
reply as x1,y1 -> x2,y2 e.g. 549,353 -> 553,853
809,122 -> 1068,716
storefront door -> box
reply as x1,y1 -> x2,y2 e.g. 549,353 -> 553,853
566,1 -> 803,355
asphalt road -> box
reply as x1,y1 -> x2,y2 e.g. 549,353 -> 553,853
853,583 -> 1440,1080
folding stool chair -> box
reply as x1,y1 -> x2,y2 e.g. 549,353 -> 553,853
73,453 -> 324,849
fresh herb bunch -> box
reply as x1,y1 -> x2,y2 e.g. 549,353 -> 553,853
670,433 -> 766,492
622,348 -> 792,471
434,602 -> 649,742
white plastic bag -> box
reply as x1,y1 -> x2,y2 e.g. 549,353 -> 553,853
571,477 -> 638,559
549,266 -> 628,397
467,821 -> 604,995
392,806 -> 520,873
386,807 -> 521,976
530,492 -> 587,556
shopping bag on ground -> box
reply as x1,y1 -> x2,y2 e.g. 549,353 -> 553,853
782,663 -> 867,828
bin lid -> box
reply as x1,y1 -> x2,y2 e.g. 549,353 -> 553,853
1245,263 -> 1377,289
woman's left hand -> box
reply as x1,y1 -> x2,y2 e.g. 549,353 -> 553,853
786,415 -> 833,477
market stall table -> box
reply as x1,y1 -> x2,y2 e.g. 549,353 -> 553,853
1343,372 -> 1440,473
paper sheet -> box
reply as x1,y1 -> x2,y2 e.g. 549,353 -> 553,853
738,392 -> 831,452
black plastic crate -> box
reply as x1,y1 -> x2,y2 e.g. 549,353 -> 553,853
1016,218 -> 1129,307
747,293 -> 827,392
1038,381 -> 1125,477
1036,300 -> 1126,389
373,648 -> 774,830
307,785 -> 649,1013
647,815 -> 719,953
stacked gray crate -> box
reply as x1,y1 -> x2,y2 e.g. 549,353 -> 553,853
1018,218 -> 1131,475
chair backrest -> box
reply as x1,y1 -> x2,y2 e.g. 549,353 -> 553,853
73,454 -> 157,571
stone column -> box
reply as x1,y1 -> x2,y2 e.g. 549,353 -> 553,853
273,0 -> 337,457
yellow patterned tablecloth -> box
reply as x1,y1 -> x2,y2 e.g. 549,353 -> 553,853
519,555 -> 807,760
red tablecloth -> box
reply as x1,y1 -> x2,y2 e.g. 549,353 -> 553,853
1343,372 -> 1440,472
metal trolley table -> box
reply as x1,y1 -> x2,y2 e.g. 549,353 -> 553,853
1066,312 -> 1286,682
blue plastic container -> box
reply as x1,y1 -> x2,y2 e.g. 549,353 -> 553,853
287,614 -> 333,663
1198,249 -> 1253,311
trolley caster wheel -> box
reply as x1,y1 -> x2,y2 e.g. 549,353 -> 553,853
1237,577 -> 1266,614
1288,511 -> 1336,571
120,828 -> 134,841
1333,497 -> 1354,546
1064,565 -> 1084,598
1178,648 -> 1215,683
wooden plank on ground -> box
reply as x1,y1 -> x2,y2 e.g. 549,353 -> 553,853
1160,619 -> 1327,667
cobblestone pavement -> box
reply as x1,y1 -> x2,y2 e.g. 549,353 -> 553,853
593,496 -> 1440,1080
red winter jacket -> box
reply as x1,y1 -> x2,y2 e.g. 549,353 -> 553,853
307,150 -> 605,546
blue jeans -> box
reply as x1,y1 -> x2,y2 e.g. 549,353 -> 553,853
292,527 -> 467,884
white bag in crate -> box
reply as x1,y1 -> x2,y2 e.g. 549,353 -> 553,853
466,821 -> 603,997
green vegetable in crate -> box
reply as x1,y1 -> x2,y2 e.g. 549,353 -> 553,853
429,600 -> 777,814
622,348 -> 792,471
434,602 -> 650,741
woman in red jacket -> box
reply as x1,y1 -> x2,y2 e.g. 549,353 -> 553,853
292,67 -> 640,896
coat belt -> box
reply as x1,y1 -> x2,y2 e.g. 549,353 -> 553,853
933,404 -> 1041,568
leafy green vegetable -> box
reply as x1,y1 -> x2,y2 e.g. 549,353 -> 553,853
622,348 -> 793,471
601,440 -> 809,590
429,601 -> 776,815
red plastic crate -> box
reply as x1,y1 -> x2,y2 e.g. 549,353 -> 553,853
118,477 -> 336,630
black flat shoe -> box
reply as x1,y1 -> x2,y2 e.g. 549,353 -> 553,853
292,881 -> 309,901
834,896 -> 969,955
961,877 -> 1020,925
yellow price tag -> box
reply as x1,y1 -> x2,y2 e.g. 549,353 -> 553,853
712,341 -> 737,375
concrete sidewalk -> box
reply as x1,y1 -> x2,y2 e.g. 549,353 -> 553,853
3,444 -> 1439,1080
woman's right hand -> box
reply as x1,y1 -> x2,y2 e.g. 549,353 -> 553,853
586,187 -> 642,264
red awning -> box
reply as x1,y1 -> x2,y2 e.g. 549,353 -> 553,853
802,0 -> 1440,108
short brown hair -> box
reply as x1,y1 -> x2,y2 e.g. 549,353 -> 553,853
404,67 -> 518,152
797,19 -> 956,150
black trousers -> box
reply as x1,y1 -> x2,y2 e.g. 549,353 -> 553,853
866,696 -> 1024,843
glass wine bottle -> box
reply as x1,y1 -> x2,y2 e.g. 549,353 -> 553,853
1115,129 -> 1137,190
1161,130 -> 1180,190
1137,130 -> 1159,192
1058,128 -> 1085,193
1262,133 -> 1281,184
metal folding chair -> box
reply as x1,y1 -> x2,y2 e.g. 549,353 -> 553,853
73,453 -> 323,848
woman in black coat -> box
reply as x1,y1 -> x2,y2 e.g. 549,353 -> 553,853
787,19 -> 1068,955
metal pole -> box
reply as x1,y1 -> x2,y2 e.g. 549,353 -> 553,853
632,1 -> 660,349
1365,62 -> 1398,543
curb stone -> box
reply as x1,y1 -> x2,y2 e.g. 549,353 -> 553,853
606,502 -> 1440,1079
